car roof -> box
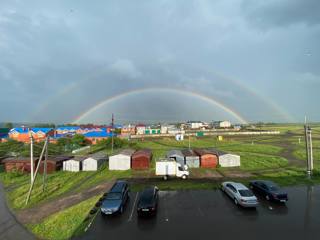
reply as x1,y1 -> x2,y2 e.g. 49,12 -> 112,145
142,187 -> 154,195
254,180 -> 276,186
110,181 -> 128,193
226,182 -> 247,190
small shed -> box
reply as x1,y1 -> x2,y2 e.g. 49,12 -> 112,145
181,149 -> 200,168
83,153 -> 108,171
38,156 -> 73,174
210,149 -> 240,167
131,149 -> 152,170
2,157 -> 36,173
109,149 -> 135,170
193,149 -> 218,168
166,150 -> 185,166
63,156 -> 85,172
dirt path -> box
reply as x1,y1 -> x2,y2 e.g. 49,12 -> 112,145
16,180 -> 115,225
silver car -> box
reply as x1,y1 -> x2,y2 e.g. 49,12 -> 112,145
221,181 -> 258,208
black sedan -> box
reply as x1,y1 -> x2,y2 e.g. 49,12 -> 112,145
137,186 -> 159,217
249,180 -> 288,203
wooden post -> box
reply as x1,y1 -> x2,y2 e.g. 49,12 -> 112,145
43,140 -> 48,192
25,137 -> 49,205
30,133 -> 34,183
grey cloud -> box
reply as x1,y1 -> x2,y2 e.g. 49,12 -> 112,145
242,0 -> 320,29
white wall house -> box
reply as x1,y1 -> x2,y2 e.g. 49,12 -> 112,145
109,149 -> 135,170
219,121 -> 231,128
136,125 -> 146,135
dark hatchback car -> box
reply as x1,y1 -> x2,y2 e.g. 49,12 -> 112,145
137,186 -> 159,217
249,180 -> 288,203
101,180 -> 130,215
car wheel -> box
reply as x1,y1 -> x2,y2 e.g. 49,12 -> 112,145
163,175 -> 168,181
266,195 -> 270,201
120,206 -> 123,214
234,198 -> 238,205
182,175 -> 187,180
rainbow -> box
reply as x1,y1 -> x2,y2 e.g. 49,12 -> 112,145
73,87 -> 248,124
31,65 -> 294,123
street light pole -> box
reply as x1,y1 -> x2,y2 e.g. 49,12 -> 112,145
30,133 -> 34,183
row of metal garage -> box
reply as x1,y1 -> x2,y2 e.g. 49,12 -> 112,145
63,153 -> 108,172
166,149 -> 240,168
109,149 -> 152,171
108,148 -> 240,171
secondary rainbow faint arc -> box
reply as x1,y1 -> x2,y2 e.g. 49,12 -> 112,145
73,87 -> 248,124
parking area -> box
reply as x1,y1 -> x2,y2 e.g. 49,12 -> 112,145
77,185 -> 320,240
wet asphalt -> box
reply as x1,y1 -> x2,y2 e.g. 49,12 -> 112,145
0,183 -> 34,240
77,185 -> 320,240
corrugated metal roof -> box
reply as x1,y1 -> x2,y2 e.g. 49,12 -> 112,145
181,149 -> 198,157
56,126 -> 80,131
9,128 -> 53,134
167,149 -> 184,158
83,130 -> 115,137
132,149 -> 152,157
193,148 -> 218,156
119,149 -> 136,156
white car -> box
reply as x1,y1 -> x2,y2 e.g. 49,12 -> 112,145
221,181 -> 259,208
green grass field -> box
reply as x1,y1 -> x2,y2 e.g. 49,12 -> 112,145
28,195 -> 100,240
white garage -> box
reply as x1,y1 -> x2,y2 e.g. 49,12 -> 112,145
217,151 -> 240,167
83,153 -> 108,171
63,157 -> 86,172
109,149 -> 135,170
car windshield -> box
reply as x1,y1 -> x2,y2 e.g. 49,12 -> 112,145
106,193 -> 121,200
239,190 -> 254,197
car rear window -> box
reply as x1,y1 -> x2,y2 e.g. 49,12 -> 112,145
239,190 -> 254,197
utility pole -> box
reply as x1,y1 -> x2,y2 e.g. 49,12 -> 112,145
43,141 -> 48,192
30,133 -> 34,183
304,117 -> 313,176
111,113 -> 114,153
188,134 -> 191,149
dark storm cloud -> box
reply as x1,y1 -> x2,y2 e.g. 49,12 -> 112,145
0,0 -> 319,123
242,0 -> 320,29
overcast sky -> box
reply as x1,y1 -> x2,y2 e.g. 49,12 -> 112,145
0,0 -> 319,124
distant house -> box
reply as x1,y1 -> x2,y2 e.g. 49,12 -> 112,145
83,128 -> 115,145
186,121 -> 208,129
55,126 -> 80,138
121,124 -> 136,136
136,124 -> 146,135
145,125 -> 161,135
8,127 -> 54,143
212,121 -> 232,128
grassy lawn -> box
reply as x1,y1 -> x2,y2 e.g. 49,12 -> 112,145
6,171 -> 94,210
28,195 -> 100,240
134,137 -> 283,155
237,152 -> 288,171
